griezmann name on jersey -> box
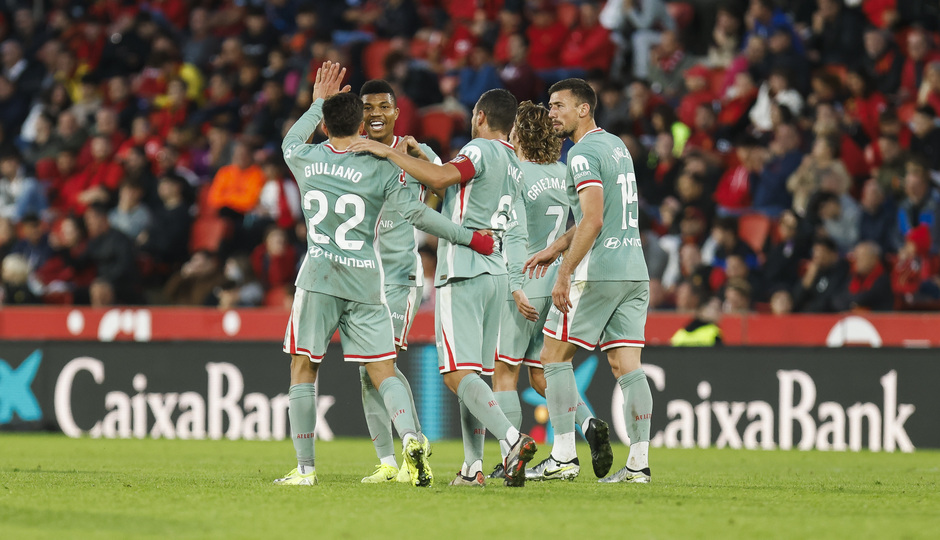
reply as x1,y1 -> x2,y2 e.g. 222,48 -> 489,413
565,128 -> 649,283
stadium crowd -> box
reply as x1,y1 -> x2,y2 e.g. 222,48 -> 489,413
0,0 -> 939,315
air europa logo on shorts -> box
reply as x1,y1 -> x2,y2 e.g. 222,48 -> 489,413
603,237 -> 621,249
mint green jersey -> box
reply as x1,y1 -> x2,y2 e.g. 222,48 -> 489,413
282,101 -> 473,304
378,137 -> 439,287
435,138 -> 523,286
504,160 -> 569,298
566,128 -> 649,282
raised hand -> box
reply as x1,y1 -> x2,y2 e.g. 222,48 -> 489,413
312,61 -> 352,102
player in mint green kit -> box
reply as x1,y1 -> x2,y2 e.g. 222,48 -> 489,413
350,89 -> 537,488
275,62 -> 493,487
488,101 -> 614,482
525,78 -> 654,484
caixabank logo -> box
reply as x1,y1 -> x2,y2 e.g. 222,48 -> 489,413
0,349 -> 43,424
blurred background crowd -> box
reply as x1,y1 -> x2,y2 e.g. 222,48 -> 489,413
0,0 -> 939,316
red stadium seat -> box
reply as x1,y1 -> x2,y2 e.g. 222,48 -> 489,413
189,215 -> 232,253
667,2 -> 694,31
419,110 -> 455,154
363,40 -> 393,81
738,213 -> 772,253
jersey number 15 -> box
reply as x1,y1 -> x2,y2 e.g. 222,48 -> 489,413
616,173 -> 639,230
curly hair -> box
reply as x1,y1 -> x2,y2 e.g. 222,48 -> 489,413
514,101 -> 561,164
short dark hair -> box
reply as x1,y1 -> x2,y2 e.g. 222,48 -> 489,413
476,88 -> 517,135
360,79 -> 396,105
813,235 -> 837,253
322,92 -> 363,137
714,216 -> 738,232
548,78 -> 597,116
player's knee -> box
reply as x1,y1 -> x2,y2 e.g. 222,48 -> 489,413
290,354 -> 318,383
492,362 -> 519,392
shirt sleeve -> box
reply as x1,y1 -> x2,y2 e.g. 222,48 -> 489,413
568,149 -> 603,191
449,142 -> 484,183
282,99 -> 324,163
384,171 -> 473,246
504,193 -> 529,293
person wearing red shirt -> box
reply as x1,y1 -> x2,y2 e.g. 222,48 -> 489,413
492,9 -> 522,65
60,135 -> 124,215
251,226 -> 297,291
150,78 -> 191,139
526,3 -> 568,70
559,2 -> 613,72
844,68 -> 888,142
77,108 -> 126,168
677,65 -> 715,128
900,28 -> 940,103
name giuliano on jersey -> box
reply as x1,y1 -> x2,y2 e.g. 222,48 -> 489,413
438,138 -> 523,286
504,160 -> 568,298
566,128 -> 649,282
282,100 -> 472,304
378,137 -> 440,287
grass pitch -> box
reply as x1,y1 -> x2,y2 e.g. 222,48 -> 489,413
0,434 -> 937,539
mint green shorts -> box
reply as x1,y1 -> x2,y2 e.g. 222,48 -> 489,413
497,296 -> 552,368
543,280 -> 648,350
283,288 -> 396,362
435,274 -> 508,375
385,284 -> 423,350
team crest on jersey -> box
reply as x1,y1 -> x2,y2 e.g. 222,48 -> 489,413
398,171 -> 407,186
461,145 -> 483,165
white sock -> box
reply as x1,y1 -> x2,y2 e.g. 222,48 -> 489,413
402,432 -> 418,446
298,464 -> 315,475
552,431 -> 577,462
580,417 -> 593,434
465,460 -> 482,476
498,426 -> 521,459
380,455 -> 397,468
627,441 -> 649,470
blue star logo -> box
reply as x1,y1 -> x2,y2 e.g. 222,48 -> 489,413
522,355 -> 599,440
0,349 -> 43,423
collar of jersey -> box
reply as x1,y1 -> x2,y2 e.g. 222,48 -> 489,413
496,139 -> 514,150
582,127 -> 604,139
325,143 -> 348,154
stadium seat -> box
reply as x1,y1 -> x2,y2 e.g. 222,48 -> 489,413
363,40 -> 393,81
738,213 -> 772,253
189,215 -> 232,253
666,2 -> 694,31
419,110 -> 455,154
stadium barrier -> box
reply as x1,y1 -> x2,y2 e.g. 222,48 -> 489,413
1,340 -> 936,452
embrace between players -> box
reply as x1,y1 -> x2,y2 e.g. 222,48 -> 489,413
274,61 -> 654,488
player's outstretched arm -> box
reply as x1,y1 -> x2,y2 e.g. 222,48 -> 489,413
282,61 -> 349,157
384,178 -> 494,255
349,139 -> 465,190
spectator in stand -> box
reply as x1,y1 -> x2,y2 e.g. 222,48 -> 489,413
916,62 -> 940,116
104,76 -> 142,135
150,78 -> 192,139
859,178 -> 898,254
674,278 -> 706,314
707,216 -> 759,271
714,135 -> 758,214
677,65 -> 715,129
769,287 -> 794,315
499,34 -> 540,104
670,295 -> 722,346
895,158 -> 940,253
844,68 -> 888,143
77,202 -> 139,304
752,123 -> 801,216
806,0 -> 865,67
245,77 -> 293,148
163,249 -> 225,306
212,255 -> 265,309
108,180 -> 152,240
647,30 -> 695,101
717,71 -> 759,138
839,241 -> 894,311
750,67 -> 803,134
10,214 -> 51,272
787,134 -> 851,217
640,132 -> 679,210
761,210 -> 806,301
892,223 -> 940,307
744,0 -> 803,55
651,104 -> 689,157
599,0 -> 675,80
722,277 -> 752,313
664,170 -> 714,236
900,28 -> 940,104
814,188 -> 860,254
139,174 -> 191,269
1,39 -> 45,98
909,105 -> 940,171
51,110 -> 86,155
859,27 -> 905,98
181,7 -> 219,72
0,151 -> 46,223
526,1 -> 567,71
0,76 -> 29,137
548,0 -> 613,83
253,159 -> 301,232
251,226 -> 297,292
792,236 -> 849,313
78,108 -> 125,167
0,253 -> 38,305
624,79 -> 664,138
206,140 -> 265,218
705,4 -> 741,69
61,135 -> 123,215
241,7 -> 279,63
812,101 -> 869,180
767,26 -> 809,94
457,45 -> 503,112
374,0 -> 422,40
873,135 -> 909,200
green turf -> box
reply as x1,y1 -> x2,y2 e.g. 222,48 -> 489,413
0,434 -> 937,539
